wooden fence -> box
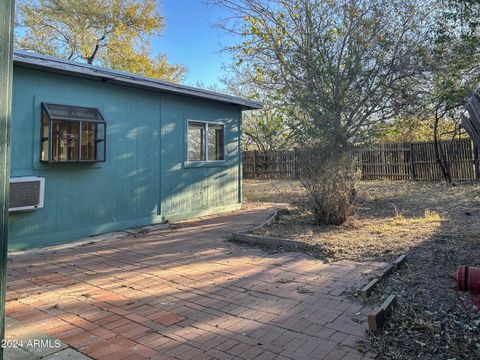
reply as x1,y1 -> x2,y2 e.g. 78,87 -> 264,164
243,139 -> 480,181
243,150 -> 298,179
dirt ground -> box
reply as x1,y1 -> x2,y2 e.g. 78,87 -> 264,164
243,179 -> 480,360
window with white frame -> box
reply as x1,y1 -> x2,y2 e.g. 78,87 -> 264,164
188,121 -> 225,161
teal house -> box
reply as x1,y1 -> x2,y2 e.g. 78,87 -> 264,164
9,51 -> 261,250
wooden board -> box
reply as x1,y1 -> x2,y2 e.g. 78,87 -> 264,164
0,0 -> 15,352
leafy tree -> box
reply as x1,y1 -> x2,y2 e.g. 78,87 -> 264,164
213,0 -> 427,224
214,0 -> 427,150
222,73 -> 296,151
16,0 -> 186,82
371,115 -> 461,143
194,75 -> 297,151
241,106 -> 296,151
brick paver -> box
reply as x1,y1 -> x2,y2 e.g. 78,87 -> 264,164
6,205 -> 385,360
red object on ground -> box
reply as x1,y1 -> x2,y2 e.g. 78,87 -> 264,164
454,265 -> 480,308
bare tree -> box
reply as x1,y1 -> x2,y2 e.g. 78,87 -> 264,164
424,0 -> 480,182
213,0 -> 427,224
433,107 -> 468,183
213,0 -> 427,149
222,73 -> 298,151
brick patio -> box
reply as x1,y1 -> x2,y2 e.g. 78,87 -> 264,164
6,205 -> 384,360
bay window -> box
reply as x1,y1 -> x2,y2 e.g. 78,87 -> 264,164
40,103 -> 106,163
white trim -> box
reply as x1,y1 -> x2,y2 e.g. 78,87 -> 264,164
187,120 -> 225,162
9,176 -> 45,212
205,123 -> 209,161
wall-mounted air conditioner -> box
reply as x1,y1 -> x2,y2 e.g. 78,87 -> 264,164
9,177 -> 45,212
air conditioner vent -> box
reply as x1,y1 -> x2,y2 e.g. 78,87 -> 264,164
9,177 -> 45,212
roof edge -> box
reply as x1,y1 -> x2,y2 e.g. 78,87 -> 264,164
13,50 -> 262,111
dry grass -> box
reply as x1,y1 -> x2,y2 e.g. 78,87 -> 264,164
244,179 -> 480,262
244,179 -> 480,359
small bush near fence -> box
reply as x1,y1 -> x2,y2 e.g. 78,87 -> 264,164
243,139 -> 480,181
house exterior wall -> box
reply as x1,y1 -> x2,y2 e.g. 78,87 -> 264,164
9,66 -> 242,250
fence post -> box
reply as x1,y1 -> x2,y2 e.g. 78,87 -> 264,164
253,150 -> 257,178
293,148 -> 298,179
474,143 -> 480,180
409,142 -> 416,181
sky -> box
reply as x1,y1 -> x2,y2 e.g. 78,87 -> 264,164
152,0 -> 235,88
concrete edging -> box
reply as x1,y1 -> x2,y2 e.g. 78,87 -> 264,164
232,209 -> 310,250
232,232 -> 308,249
247,208 -> 280,232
